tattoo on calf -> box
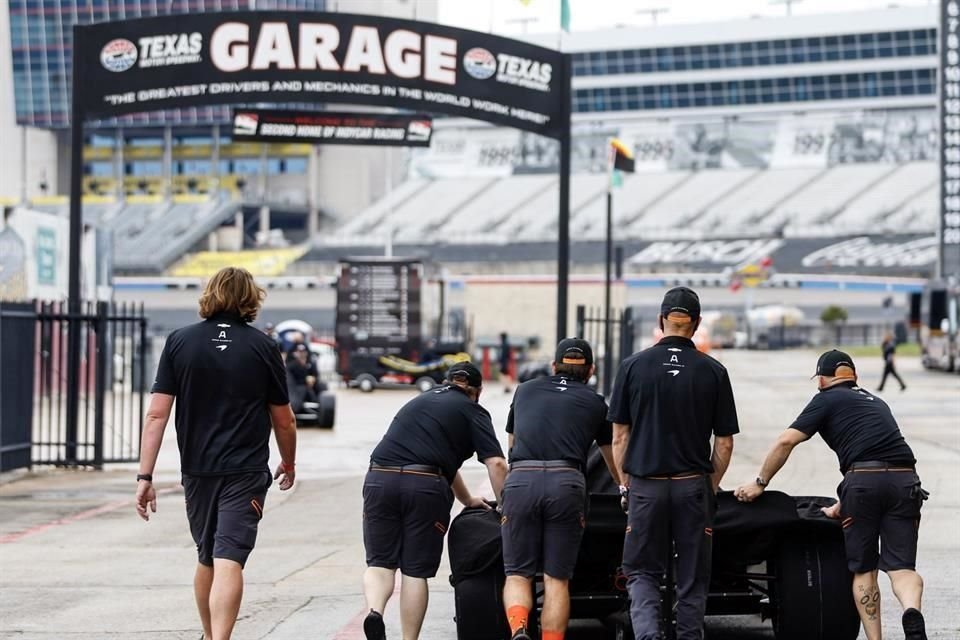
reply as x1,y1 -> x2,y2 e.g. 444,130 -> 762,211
857,585 -> 881,620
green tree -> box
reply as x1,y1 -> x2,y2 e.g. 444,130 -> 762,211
820,305 -> 849,325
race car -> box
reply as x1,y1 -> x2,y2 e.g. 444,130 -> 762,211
448,448 -> 859,640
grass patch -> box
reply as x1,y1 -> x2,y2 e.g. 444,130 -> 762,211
835,343 -> 923,358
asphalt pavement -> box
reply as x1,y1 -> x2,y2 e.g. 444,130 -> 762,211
1,350 -> 958,639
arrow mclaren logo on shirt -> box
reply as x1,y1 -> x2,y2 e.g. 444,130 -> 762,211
667,370 -> 680,377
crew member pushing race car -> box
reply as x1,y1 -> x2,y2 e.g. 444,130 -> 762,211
361,362 -> 508,640
609,287 -> 739,640
500,338 -> 621,640
736,350 -> 929,640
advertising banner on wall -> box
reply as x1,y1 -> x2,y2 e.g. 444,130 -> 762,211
0,208 -> 100,302
232,109 -> 434,146
940,0 -> 960,280
75,12 -> 565,138
410,108 -> 938,178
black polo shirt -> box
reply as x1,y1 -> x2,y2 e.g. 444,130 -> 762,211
607,336 -> 739,477
506,375 -> 612,469
152,312 -> 289,476
370,385 -> 504,482
789,381 -> 916,473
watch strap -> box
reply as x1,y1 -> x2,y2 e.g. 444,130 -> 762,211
137,473 -> 153,482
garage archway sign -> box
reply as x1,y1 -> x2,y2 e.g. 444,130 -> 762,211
65,12 -> 573,440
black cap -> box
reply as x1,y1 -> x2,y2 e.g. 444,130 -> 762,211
446,361 -> 483,387
815,350 -> 856,376
555,338 -> 594,366
661,287 -> 701,321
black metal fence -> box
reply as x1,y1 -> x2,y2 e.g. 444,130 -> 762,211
576,305 -> 638,397
0,301 -> 148,471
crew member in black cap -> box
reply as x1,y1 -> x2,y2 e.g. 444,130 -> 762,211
361,361 -> 508,640
608,286 -> 739,640
500,338 -> 620,640
736,350 -> 928,640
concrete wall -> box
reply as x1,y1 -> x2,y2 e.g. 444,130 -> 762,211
464,280 -> 628,354
0,2 -> 59,201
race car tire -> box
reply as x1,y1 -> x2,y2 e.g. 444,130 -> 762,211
771,527 -> 860,640
415,376 -> 436,393
356,374 -> 377,393
317,392 -> 335,429
453,568 -> 509,640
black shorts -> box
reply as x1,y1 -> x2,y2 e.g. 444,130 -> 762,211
182,470 -> 272,568
362,469 -> 454,578
839,469 -> 924,573
500,464 -> 586,580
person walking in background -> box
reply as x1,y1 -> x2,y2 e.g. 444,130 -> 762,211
500,332 -> 514,393
135,267 -> 297,640
878,332 -> 907,392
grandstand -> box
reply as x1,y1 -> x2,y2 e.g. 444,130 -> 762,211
2,3 -> 944,281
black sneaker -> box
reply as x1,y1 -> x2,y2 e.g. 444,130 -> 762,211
364,609 -> 386,640
511,628 -> 532,640
902,608 -> 927,640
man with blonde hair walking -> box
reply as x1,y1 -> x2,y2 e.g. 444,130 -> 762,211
135,267 -> 298,640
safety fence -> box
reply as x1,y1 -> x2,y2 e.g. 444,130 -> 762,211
0,301 -> 148,472
576,305 -> 639,397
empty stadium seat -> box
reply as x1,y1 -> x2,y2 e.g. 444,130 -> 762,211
696,167 -> 823,232
829,162 -> 936,230
770,164 -> 896,231
627,169 -> 756,233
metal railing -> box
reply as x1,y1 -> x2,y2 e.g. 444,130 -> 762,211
0,301 -> 148,471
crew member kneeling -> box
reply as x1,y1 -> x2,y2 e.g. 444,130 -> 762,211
361,362 -> 508,640
736,350 -> 929,640
500,339 -> 620,640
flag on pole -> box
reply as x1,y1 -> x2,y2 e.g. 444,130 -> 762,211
608,138 -> 635,190
560,0 -> 572,32
610,138 -> 635,173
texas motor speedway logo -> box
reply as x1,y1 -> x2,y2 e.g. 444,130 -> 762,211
100,39 -> 138,72
101,33 -> 202,72
463,48 -> 552,92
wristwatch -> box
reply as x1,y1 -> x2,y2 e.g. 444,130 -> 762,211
755,476 -> 768,487
136,473 -> 153,482
618,484 -> 630,497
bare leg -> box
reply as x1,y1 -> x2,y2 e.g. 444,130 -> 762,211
363,566 -> 397,615
541,575 -> 571,637
889,569 -> 924,611
503,575 -> 534,633
194,563 -> 214,640
399,574 -> 429,640
210,558 -> 244,640
854,570 -> 882,640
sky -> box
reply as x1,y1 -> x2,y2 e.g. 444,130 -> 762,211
437,0 -> 936,37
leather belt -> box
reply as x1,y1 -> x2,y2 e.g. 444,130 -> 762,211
646,472 -> 705,480
369,463 -> 443,478
847,461 -> 915,473
510,460 -> 581,472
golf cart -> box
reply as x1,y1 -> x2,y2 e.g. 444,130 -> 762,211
448,448 -> 860,640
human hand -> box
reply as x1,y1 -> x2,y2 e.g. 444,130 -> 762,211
465,495 -> 492,510
821,501 -> 841,519
306,375 -> 317,387
735,483 -> 764,503
136,481 -> 157,521
274,461 -> 296,490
